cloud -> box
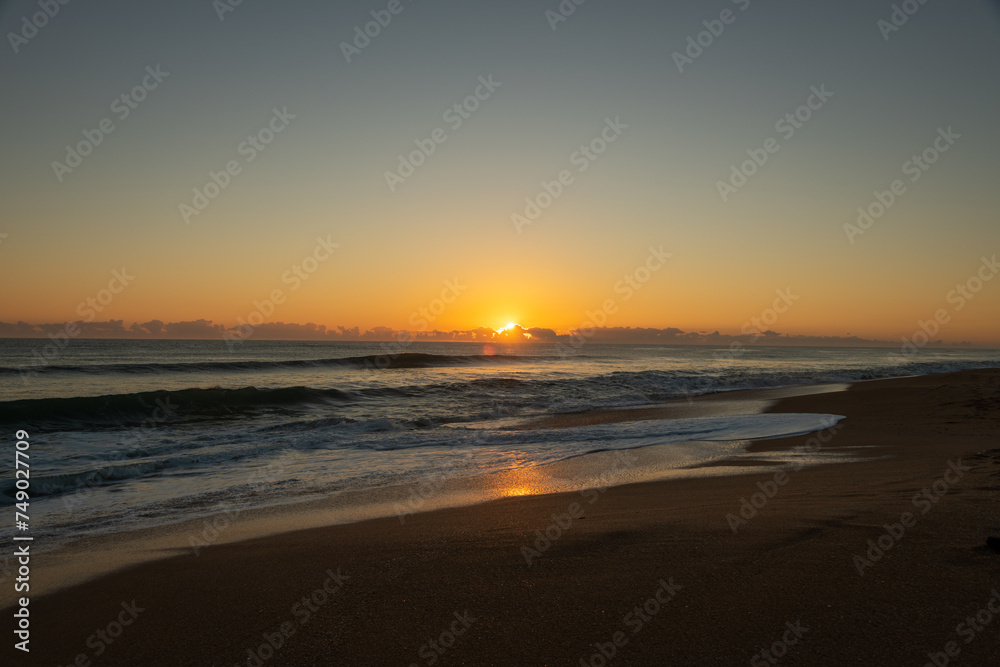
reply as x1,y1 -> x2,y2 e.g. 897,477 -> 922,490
0,320 -> 983,348
525,327 -> 558,342
131,319 -> 166,335
563,326 -> 895,347
0,321 -> 43,337
164,320 -> 228,338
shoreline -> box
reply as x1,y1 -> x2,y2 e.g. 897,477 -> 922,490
7,369 -> 1000,665
5,382 -> 854,608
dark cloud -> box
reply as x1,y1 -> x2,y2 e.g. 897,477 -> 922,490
0,321 -> 981,348
526,327 -> 559,342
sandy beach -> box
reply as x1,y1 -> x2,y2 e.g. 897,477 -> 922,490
8,369 -> 1000,666
5,1 -> 999,663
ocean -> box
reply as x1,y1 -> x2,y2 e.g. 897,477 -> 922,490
1,339 -> 997,552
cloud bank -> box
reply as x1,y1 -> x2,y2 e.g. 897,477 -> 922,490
0,319 -> 984,348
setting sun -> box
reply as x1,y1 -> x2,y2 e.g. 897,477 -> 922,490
495,322 -> 533,341
3,2 -> 1000,664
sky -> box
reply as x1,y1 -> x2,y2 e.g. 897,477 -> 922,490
1,0 -> 999,344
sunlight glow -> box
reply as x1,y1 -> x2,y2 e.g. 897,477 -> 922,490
493,467 -> 547,498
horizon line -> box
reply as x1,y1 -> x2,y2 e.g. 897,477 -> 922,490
0,319 -> 996,349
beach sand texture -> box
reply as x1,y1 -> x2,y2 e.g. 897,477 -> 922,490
7,370 -> 1000,666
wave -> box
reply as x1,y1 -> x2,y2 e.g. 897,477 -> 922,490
7,461 -> 166,499
0,352 -> 538,377
0,385 -> 352,430
1,412 -> 845,501
3,357 -> 996,432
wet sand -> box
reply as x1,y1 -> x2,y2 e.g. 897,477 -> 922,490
7,369 -> 1000,666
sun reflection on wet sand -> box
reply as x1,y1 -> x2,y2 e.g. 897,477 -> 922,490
494,467 -> 549,498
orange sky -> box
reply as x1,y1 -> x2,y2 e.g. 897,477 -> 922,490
2,0 -> 998,345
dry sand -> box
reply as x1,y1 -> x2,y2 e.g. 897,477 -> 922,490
6,369 -> 1000,666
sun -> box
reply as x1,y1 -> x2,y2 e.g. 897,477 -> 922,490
496,322 -> 532,340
